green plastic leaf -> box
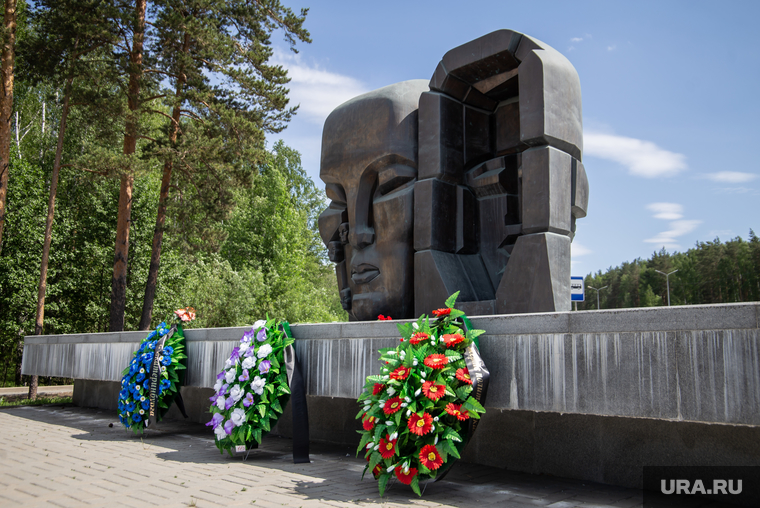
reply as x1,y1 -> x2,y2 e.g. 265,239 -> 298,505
257,404 -> 267,418
445,291 -> 460,308
442,427 -> 462,442
463,396 -> 486,414
358,432 -> 372,456
368,451 -> 382,473
455,385 -> 473,400
378,473 -> 391,497
410,475 -> 421,496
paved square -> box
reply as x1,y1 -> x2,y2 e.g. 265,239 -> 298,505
0,405 -> 649,507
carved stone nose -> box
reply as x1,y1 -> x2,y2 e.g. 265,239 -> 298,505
349,227 -> 375,250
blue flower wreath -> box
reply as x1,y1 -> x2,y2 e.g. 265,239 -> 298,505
118,316 -> 189,433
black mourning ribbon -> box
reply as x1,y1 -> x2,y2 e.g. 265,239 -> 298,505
434,317 -> 490,483
281,323 -> 310,464
146,324 -> 187,428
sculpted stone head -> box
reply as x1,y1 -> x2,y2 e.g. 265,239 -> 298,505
319,30 -> 589,320
318,80 -> 430,321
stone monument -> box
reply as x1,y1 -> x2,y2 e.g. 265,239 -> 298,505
318,29 -> 589,320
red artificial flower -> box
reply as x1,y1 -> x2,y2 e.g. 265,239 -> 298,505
409,332 -> 429,345
174,307 -> 196,322
445,402 -> 470,421
362,414 -> 376,431
455,368 -> 472,385
378,434 -> 397,459
372,463 -> 383,477
390,366 -> 410,380
432,308 -> 451,317
378,315 -> 393,320
395,467 -> 418,485
424,354 -> 448,369
407,412 -> 433,436
442,333 -> 465,347
383,396 -> 403,415
372,383 -> 385,395
421,380 -> 446,401
419,444 -> 444,470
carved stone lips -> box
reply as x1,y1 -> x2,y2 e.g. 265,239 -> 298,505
351,263 -> 380,284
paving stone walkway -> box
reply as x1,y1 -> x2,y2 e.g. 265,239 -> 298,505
0,405 -> 652,507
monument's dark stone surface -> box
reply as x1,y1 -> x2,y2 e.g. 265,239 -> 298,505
318,30 -> 589,320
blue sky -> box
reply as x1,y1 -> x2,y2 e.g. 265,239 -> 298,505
267,0 -> 760,276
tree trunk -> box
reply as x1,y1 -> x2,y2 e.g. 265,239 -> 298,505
0,0 -> 16,254
109,0 -> 146,331
31,75 -> 74,400
139,32 -> 189,330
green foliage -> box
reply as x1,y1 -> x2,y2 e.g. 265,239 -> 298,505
579,232 -> 759,310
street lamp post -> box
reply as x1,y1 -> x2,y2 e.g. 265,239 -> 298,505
587,285 -> 607,310
655,269 -> 678,306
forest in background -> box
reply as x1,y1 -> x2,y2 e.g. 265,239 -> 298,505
0,1 -> 345,388
577,232 -> 760,310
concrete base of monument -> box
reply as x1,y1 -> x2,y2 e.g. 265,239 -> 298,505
72,379 -> 760,490
31,302 -> 760,490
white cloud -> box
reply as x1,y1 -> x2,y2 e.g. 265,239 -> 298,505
703,171 -> 757,184
607,45 -> 617,51
273,51 -> 369,125
571,242 -> 591,257
584,131 -> 687,178
644,220 -> 701,250
646,202 -> 683,220
570,37 -> 584,43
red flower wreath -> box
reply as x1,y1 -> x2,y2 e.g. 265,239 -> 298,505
419,444 -> 443,470
421,380 -> 446,401
432,308 -> 451,317
378,434 -> 397,459
395,467 -> 418,485
455,367 -> 472,385
407,412 -> 433,436
442,333 -> 465,347
390,365 -> 410,380
423,354 -> 448,369
445,402 -> 470,421
383,396 -> 403,415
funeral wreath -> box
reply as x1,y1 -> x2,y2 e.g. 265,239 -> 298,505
118,307 -> 194,432
356,292 -> 488,496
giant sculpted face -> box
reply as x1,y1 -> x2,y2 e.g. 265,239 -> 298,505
318,80 -> 430,321
319,30 -> 590,320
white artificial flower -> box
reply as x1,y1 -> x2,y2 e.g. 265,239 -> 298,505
257,344 -> 273,359
385,420 -> 393,426
383,375 -> 389,380
139,409 -> 144,415
379,400 -> 386,408
401,403 -> 408,407
239,342 -> 251,355
241,357 -> 255,370
412,322 -> 419,330
404,396 -> 411,403
434,435 -> 439,445
224,358 -> 233,369
414,388 -> 421,397
214,424 -> 227,440
434,416 -> 439,422
139,368 -> 145,374
251,376 -> 266,395
231,407 -> 247,427
229,384 -> 244,402
387,464 -> 396,473
216,395 -> 226,410
374,444 -> 379,451
161,366 -> 166,373
225,369 -> 236,383
406,409 -> 412,417
390,432 -> 398,441
430,425 -> 435,432
413,359 -> 418,366
253,319 -> 266,331
386,387 -> 396,396
367,442 -> 374,449
421,372 -> 426,378
140,396 -> 146,402
387,351 -> 397,356
213,379 -> 223,393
